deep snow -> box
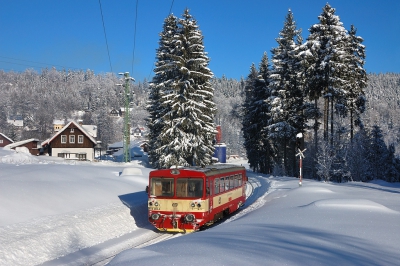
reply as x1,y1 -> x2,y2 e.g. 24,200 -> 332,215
1,147 -> 399,266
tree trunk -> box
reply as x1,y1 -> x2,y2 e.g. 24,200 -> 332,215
313,98 -> 318,179
350,106 -> 354,141
324,96 -> 329,141
330,97 -> 334,145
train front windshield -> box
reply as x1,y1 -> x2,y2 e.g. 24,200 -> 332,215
176,178 -> 203,198
150,177 -> 203,198
150,178 -> 174,197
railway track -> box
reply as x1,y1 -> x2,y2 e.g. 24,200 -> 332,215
90,232 -> 181,266
91,176 -> 260,265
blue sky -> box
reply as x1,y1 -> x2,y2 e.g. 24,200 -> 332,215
0,0 -> 398,81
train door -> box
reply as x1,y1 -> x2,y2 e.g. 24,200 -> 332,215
207,177 -> 212,214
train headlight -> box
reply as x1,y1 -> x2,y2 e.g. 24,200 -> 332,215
148,202 -> 153,206
191,202 -> 195,208
155,202 -> 159,206
151,213 -> 161,220
184,214 -> 195,223
197,203 -> 201,208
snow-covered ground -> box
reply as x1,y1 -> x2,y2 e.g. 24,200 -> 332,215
1,147 -> 400,265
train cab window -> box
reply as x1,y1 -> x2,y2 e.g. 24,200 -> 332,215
177,178 -> 203,198
225,177 -> 230,190
234,175 -> 239,187
215,178 -> 220,194
238,174 -> 242,186
150,178 -> 174,197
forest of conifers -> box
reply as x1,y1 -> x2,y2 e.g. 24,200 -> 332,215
0,68 -> 399,181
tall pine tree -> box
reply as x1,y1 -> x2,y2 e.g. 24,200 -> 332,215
269,9 -> 304,176
151,9 -> 216,168
242,56 -> 273,174
303,4 -> 350,146
346,25 -> 367,140
242,63 -> 260,172
147,14 -> 179,168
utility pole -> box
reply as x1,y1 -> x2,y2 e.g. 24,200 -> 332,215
118,72 -> 135,163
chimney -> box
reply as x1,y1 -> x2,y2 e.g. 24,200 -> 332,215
216,125 -> 222,144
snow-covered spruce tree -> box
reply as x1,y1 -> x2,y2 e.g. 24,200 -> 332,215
154,9 -> 216,168
303,3 -> 351,146
269,9 -> 304,176
146,14 -> 179,168
345,25 -> 367,140
258,52 -> 274,174
242,64 -> 260,172
242,55 -> 273,174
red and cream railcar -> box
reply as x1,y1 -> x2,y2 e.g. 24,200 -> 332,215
147,164 -> 247,233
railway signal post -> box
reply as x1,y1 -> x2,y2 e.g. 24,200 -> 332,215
296,133 -> 306,187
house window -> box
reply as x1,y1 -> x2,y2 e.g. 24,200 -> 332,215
78,135 -> 84,144
71,128 -> 74,133
69,135 -> 75,143
78,153 -> 86,161
61,135 -> 67,143
0,140 -> 3,144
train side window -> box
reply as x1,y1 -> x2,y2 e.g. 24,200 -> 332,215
215,178 -> 220,194
220,177 -> 225,192
225,177 -> 230,190
234,175 -> 239,187
238,174 -> 242,186
229,176 -> 234,189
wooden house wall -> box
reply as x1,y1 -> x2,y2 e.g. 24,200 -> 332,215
50,124 -> 95,149
10,141 -> 40,155
0,135 -> 13,147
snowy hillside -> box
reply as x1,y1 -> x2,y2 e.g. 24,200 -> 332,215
1,148 -> 399,265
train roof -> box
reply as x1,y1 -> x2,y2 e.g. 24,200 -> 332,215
151,164 -> 246,177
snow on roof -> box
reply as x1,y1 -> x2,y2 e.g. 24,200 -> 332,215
0,133 -> 14,143
81,125 -> 97,138
53,119 -> 65,125
5,138 -> 39,149
41,121 -> 97,146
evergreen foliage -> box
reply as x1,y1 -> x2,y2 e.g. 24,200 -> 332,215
147,9 -> 216,168
303,3 -> 351,147
1,4 -> 400,183
242,59 -> 273,174
146,14 -> 179,168
269,9 -> 304,175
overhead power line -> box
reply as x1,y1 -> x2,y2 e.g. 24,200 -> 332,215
131,0 -> 139,75
147,0 -> 175,80
169,0 -> 175,14
0,56 -> 80,71
98,0 -> 113,73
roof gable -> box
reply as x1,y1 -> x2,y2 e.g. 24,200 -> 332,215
0,133 -> 14,143
42,121 -> 97,146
